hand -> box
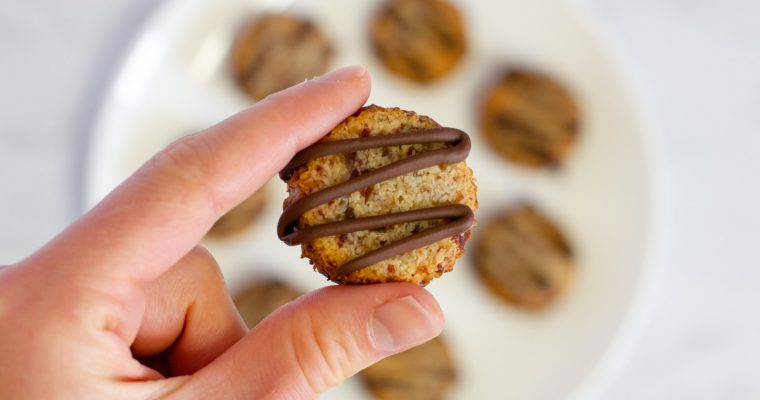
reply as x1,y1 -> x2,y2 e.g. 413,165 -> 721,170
0,66 -> 444,399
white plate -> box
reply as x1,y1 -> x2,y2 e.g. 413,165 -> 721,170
85,0 -> 665,398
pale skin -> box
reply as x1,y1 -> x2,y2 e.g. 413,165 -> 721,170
0,66 -> 444,399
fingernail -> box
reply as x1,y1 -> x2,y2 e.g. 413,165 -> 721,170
371,295 -> 443,352
318,65 -> 367,82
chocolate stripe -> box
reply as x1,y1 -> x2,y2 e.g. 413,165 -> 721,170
337,206 -> 474,276
281,204 -> 471,245
280,127 -> 468,180
277,127 -> 474,277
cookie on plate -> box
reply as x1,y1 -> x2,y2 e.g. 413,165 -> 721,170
278,105 -> 478,285
230,14 -> 333,101
473,204 -> 574,310
360,336 -> 456,400
234,279 -> 302,329
206,189 -> 267,238
480,69 -> 580,168
370,0 -> 466,83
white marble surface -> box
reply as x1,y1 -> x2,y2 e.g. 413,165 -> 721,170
1,0 -> 758,398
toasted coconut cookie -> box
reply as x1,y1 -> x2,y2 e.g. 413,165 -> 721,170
280,105 -> 478,285
234,279 -> 301,329
480,70 -> 580,168
360,336 -> 457,400
370,0 -> 466,83
230,14 -> 333,100
474,204 -> 574,310
206,189 -> 267,238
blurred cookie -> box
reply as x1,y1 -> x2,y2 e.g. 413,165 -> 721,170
360,336 -> 456,400
278,105 -> 478,285
370,0 -> 466,83
234,279 -> 301,329
473,204 -> 574,310
480,70 -> 580,168
206,189 -> 267,238
230,14 -> 333,100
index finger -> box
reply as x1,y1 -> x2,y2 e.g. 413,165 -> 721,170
25,66 -> 370,285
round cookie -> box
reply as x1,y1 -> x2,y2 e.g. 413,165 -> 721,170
279,105 -> 478,285
360,336 -> 457,400
230,14 -> 333,101
206,189 -> 267,238
480,69 -> 580,168
473,204 -> 574,310
370,0 -> 466,83
234,279 -> 301,329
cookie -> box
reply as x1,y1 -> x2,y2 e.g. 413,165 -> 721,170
360,336 -> 456,400
370,0 -> 466,83
278,105 -> 478,285
206,189 -> 267,238
480,70 -> 580,168
234,279 -> 301,329
473,204 -> 574,310
230,14 -> 333,101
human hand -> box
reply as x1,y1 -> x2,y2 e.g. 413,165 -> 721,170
0,66 -> 444,399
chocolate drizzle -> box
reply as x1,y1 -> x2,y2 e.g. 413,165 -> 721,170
277,127 -> 475,277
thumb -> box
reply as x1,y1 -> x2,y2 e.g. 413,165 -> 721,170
179,283 -> 444,399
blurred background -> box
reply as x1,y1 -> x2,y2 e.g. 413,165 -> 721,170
1,0 -> 759,398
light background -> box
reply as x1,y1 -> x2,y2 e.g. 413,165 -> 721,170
1,0 -> 758,398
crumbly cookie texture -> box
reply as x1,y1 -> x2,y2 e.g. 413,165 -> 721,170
206,189 -> 267,238
474,204 -> 574,310
360,336 -> 457,400
371,0 -> 466,83
481,70 -> 580,168
284,105 -> 478,285
234,279 -> 301,329
230,14 -> 332,100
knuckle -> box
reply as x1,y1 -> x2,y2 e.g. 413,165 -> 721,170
187,245 -> 217,266
254,93 -> 299,153
151,135 -> 209,181
143,134 -> 222,216
289,309 -> 358,394
183,246 -> 224,282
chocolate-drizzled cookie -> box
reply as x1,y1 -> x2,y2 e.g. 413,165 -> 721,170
370,0 -> 466,83
234,279 -> 301,329
474,204 -> 574,310
230,14 -> 333,101
278,105 -> 478,285
360,336 -> 457,400
206,189 -> 267,238
480,70 -> 580,168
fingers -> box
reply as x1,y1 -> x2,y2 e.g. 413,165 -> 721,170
176,284 -> 444,399
23,66 -> 370,287
131,247 -> 246,376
